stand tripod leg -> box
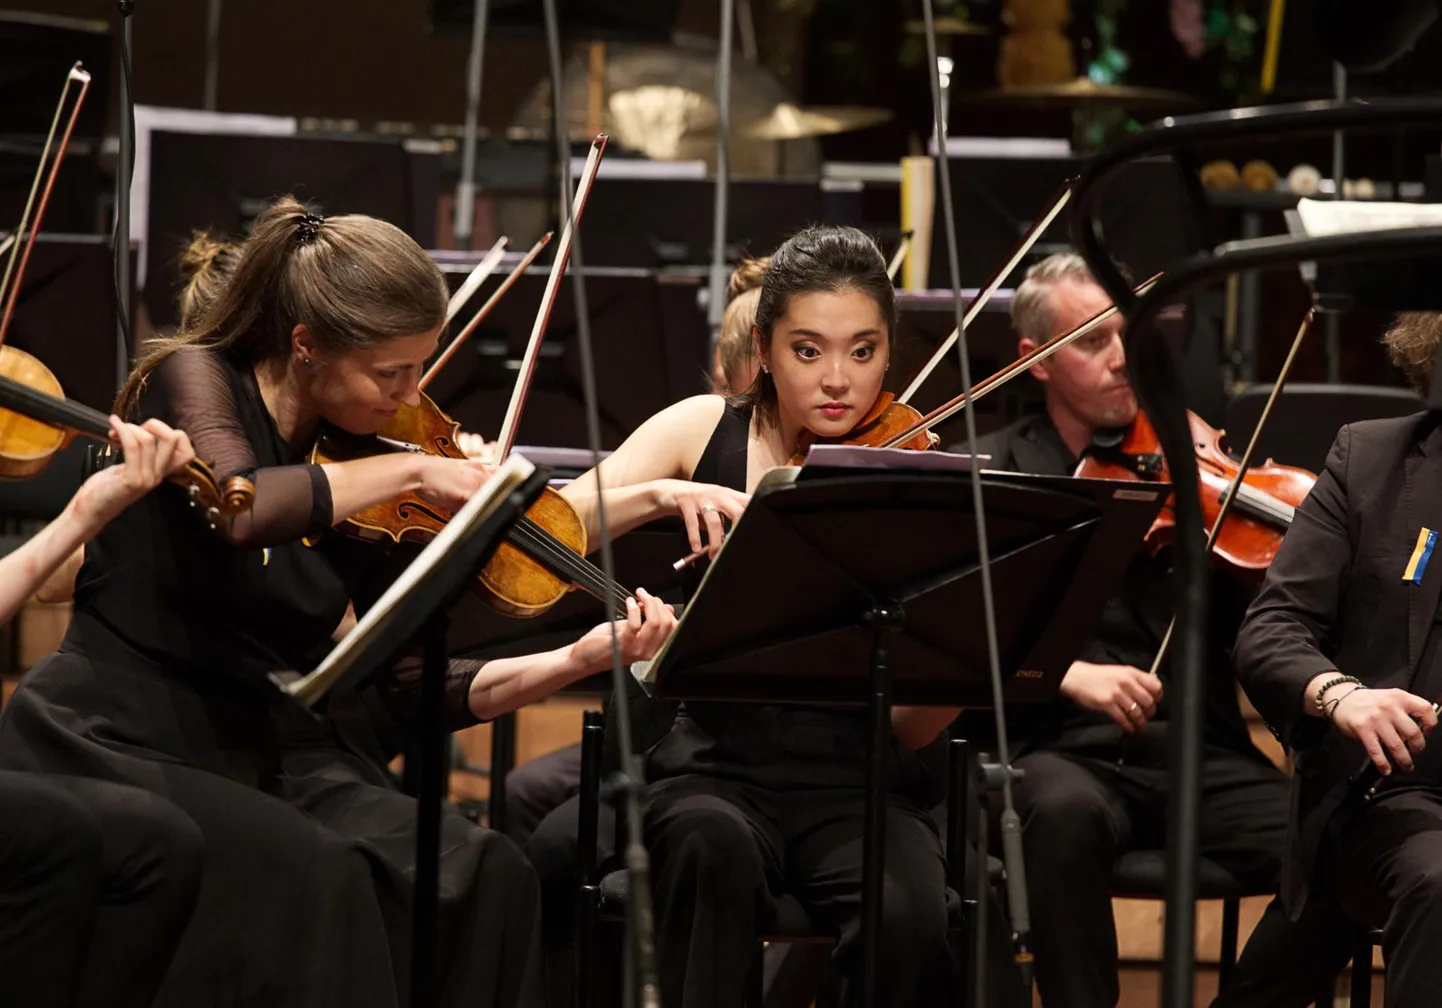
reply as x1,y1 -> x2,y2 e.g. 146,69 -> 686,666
410,612 -> 450,1008
861,603 -> 902,1008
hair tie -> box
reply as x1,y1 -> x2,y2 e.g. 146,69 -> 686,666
296,213 -> 325,245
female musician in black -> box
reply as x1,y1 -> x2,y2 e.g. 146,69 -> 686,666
561,225 -> 961,1007
0,417 -> 202,1007
0,198 -> 674,1008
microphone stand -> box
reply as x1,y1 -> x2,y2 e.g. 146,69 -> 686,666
919,0 -> 1035,999
453,0 -> 491,252
114,0 -> 135,388
539,1 -> 660,1006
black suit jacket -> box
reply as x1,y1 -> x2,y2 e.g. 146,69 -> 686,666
1235,411 -> 1442,914
957,415 -> 1258,758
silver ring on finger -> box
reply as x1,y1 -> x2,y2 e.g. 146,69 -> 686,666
700,502 -> 717,515
1129,702 -> 1141,714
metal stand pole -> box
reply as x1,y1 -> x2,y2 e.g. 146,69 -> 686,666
454,0 -> 491,252
1326,62 -> 1347,383
115,1 -> 135,387
203,0 -> 222,111
705,0 -> 735,359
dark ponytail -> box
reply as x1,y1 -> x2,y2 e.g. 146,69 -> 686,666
117,195 -> 447,417
740,225 -> 895,430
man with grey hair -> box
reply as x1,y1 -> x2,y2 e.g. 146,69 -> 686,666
954,252 -> 1353,1007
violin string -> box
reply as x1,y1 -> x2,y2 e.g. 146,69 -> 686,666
505,516 -> 630,611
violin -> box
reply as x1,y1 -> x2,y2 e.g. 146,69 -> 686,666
310,392 -> 635,618
1073,408 -> 1317,583
312,136 -> 622,619
0,349 -> 254,523
788,391 -> 938,465
672,391 -> 938,572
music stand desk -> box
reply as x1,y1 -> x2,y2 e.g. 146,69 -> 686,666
637,460 -> 1166,1006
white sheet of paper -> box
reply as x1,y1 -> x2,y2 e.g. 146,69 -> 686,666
1295,198 -> 1442,237
285,453 -> 536,707
800,443 -> 986,471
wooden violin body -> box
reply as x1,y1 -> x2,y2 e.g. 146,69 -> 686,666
312,392 -> 608,619
1074,409 -> 1316,582
0,346 -> 254,522
0,345 -> 67,478
788,391 -> 938,465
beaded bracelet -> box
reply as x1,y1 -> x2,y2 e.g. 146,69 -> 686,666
1323,684 -> 1367,722
1314,673 -> 1363,714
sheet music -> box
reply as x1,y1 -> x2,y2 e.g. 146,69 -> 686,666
799,443 -> 986,471
1295,198 -> 1442,237
283,453 -> 536,707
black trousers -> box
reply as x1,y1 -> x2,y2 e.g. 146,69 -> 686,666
1328,788 -> 1442,1008
504,742 -> 582,848
1012,742 -> 1353,1008
645,774 -> 956,1008
0,771 -> 203,1008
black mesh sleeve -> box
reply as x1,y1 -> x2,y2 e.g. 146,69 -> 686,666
149,349 -> 333,547
376,655 -> 486,732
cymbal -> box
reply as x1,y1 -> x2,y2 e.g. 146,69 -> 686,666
744,103 -> 894,141
962,78 -> 1196,111
904,17 -> 989,36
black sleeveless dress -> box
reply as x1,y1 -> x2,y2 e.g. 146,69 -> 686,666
0,348 -> 542,1008
646,401 -> 947,802
639,402 -> 958,1008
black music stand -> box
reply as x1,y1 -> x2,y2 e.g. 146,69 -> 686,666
275,456 -> 548,1008
638,460 -> 1166,1006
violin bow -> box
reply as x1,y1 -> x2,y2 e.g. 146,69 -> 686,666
916,0 -> 1036,995
1144,302 -> 1318,677
886,230 -> 914,283
0,64 -> 92,347
491,135 -> 608,461
445,236 -> 509,324
878,273 -> 1162,448
420,232 -> 553,391
897,181 -> 1072,404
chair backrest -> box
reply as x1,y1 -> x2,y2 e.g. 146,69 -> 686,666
1223,382 -> 1426,473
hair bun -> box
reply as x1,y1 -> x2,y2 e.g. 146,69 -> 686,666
727,256 -> 770,302
178,230 -> 239,280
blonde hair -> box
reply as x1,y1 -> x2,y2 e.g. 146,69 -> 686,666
726,256 -> 769,301
119,195 -> 447,416
1010,252 -> 1097,344
1382,311 -> 1442,393
715,287 -> 761,392
176,230 -> 241,328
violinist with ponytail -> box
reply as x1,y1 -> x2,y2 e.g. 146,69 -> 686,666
0,197 -> 675,1008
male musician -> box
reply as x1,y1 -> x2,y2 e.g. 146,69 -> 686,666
1234,311 -> 1442,1004
955,252 -> 1352,1007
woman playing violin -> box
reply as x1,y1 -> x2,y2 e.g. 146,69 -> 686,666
557,225 -> 962,1008
0,197 -> 674,1008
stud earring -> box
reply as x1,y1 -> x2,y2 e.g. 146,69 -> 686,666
302,356 -> 313,367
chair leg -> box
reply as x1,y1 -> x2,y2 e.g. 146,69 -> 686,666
577,712 -> 605,1008
1350,928 -> 1374,1008
1218,896 -> 1240,992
